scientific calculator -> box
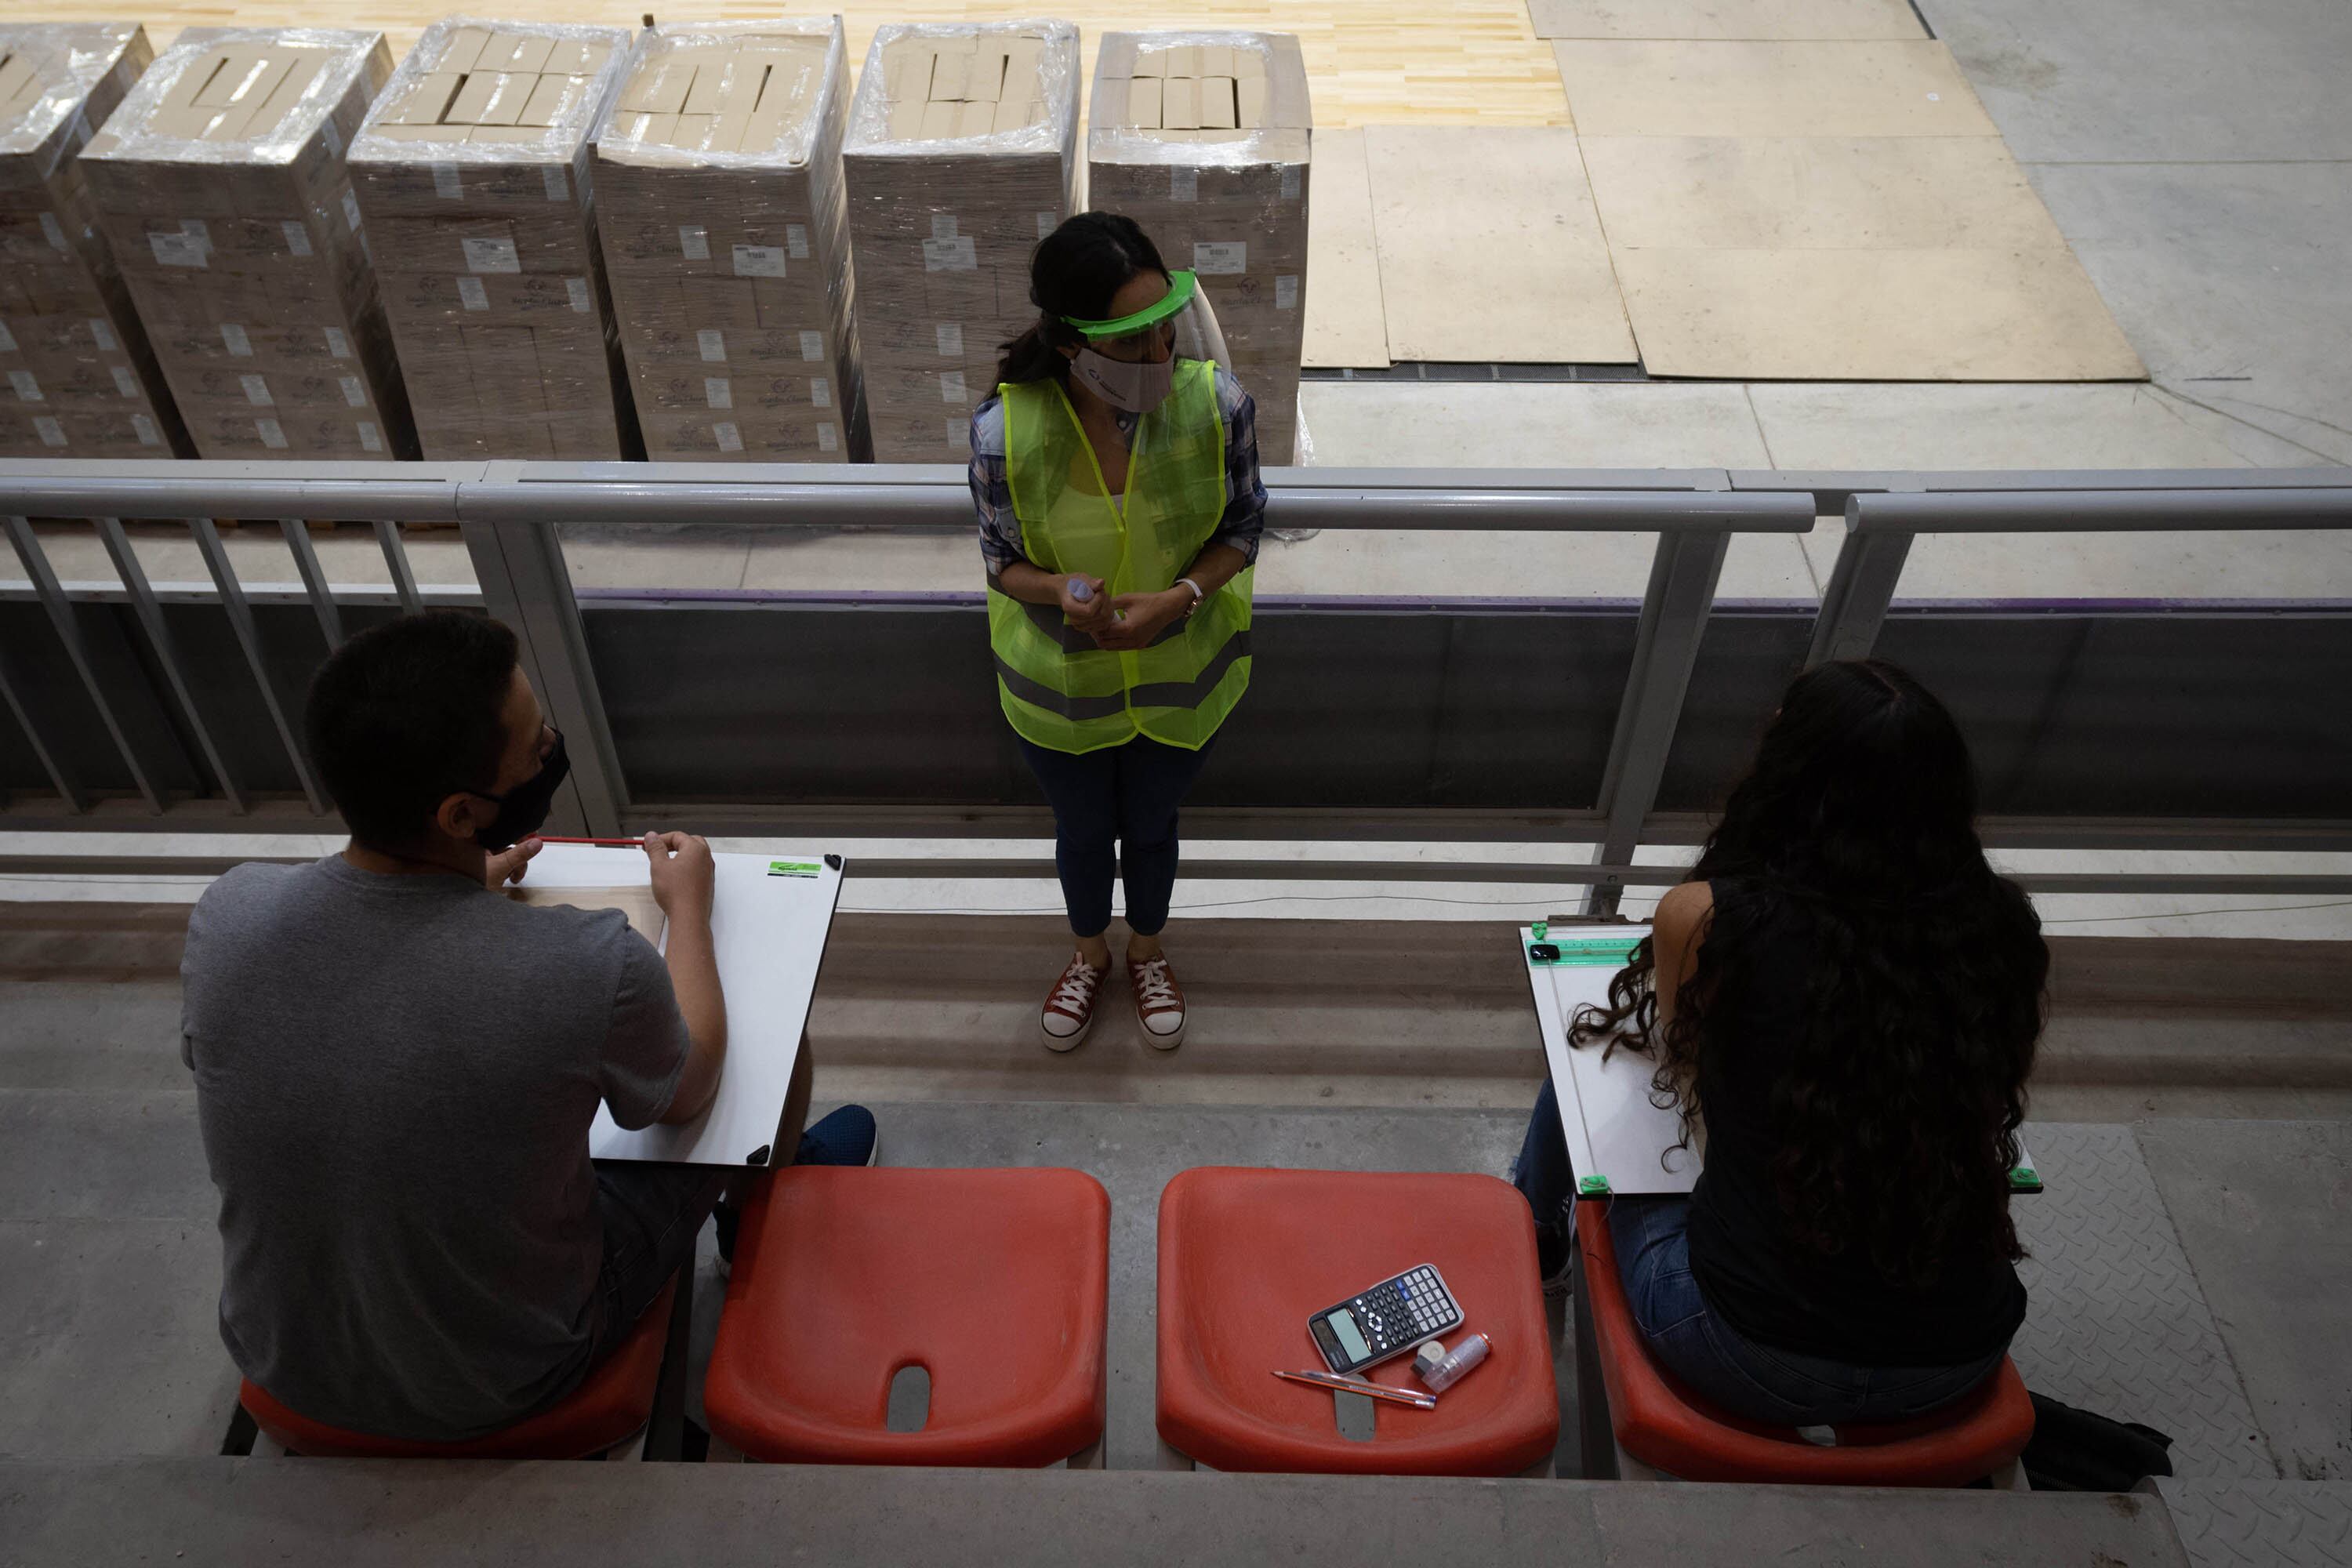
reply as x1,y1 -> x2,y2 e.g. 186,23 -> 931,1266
1307,1264 -> 1465,1375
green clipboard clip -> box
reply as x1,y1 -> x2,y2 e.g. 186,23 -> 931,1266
1577,1174 -> 1612,1197
2008,1165 -> 2043,1194
768,860 -> 821,877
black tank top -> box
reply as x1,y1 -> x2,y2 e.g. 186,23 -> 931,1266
1684,878 -> 2027,1367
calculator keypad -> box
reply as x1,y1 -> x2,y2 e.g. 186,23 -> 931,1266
1348,1267 -> 1459,1355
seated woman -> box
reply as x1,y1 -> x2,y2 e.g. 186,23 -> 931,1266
1515,658 -> 2047,1426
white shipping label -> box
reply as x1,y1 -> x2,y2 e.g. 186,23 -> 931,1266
810,378 -> 831,408
713,421 -> 743,454
786,224 -> 810,260
463,236 -> 521,274
704,377 -> 733,409
697,329 -> 727,363
34,415 -> 65,447
930,214 -> 959,241
1036,210 -> 1056,240
240,373 -> 273,407
923,235 -> 977,272
817,422 -> 838,452
1276,274 -> 1300,310
256,418 -> 288,450
340,376 -> 367,408
1194,241 -> 1247,275
942,419 -> 965,449
0,322 -> 13,353
935,322 -> 964,357
433,163 -> 463,201
1170,168 -> 1198,202
564,277 -> 590,313
457,276 -> 490,311
358,420 -> 382,452
149,230 -> 207,268
89,318 -> 117,352
731,245 -> 786,278
799,330 -> 824,361
40,212 -> 67,251
324,326 -> 352,359
939,369 -> 967,404
221,322 -> 253,356
281,220 -> 313,257
132,413 -> 160,447
678,225 -> 711,261
543,165 -> 569,202
343,191 -> 362,233
321,120 -> 342,157
1281,165 -> 1302,201
8,370 -> 43,402
111,365 -> 140,397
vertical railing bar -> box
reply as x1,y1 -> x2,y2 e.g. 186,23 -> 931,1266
279,518 -> 346,649
5,515 -> 166,813
1805,496 -> 1916,668
375,520 -> 425,616
1583,525 -> 1731,916
96,518 -> 250,815
0,626 -> 88,811
190,517 -> 328,814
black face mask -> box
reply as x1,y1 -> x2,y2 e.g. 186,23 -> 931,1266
466,729 -> 570,851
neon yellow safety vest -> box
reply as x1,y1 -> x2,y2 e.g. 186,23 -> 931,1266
988,359 -> 1254,755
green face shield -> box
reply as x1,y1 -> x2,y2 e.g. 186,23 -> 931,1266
1058,269 -> 1232,372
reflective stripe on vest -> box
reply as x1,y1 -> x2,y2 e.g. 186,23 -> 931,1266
987,360 -> 1252,755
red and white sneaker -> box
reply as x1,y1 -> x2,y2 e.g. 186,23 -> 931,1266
1130,953 -> 1187,1050
1040,952 -> 1107,1051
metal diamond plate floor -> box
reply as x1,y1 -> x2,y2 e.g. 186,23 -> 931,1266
2156,1479 -> 2352,1568
2012,1123 -> 2274,1480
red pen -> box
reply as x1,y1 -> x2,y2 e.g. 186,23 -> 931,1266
531,836 -> 647,848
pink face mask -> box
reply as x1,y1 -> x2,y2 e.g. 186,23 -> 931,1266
1070,347 -> 1176,415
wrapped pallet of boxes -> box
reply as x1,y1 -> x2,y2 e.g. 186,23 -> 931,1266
1087,33 -> 1309,464
593,18 -> 866,461
78,28 -> 412,460
0,22 -> 187,458
841,21 -> 1077,462
347,19 -> 636,461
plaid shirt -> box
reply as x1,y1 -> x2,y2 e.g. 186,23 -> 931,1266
967,365 -> 1268,579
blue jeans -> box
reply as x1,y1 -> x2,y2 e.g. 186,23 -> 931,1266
1514,1083 -> 2005,1426
1017,734 -> 1216,938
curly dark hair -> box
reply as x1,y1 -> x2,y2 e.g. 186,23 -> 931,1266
1570,659 -> 2048,1289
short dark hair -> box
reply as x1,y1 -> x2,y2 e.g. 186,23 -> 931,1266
303,611 -> 521,848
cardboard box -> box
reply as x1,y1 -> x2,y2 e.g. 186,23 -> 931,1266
78,27 -> 414,459
1087,32 -> 1310,463
592,19 -> 867,460
842,21 -> 1077,459
0,22 -> 189,457
347,18 -> 634,460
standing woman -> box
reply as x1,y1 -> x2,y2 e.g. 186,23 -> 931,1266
968,212 -> 1266,1053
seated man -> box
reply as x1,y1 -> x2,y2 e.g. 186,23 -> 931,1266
180,610 -> 873,1441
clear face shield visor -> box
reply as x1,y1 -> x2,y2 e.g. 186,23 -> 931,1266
1059,270 -> 1231,412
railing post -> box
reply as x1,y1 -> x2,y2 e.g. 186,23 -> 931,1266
278,519 -> 347,649
1806,493 -> 1915,667
5,515 -> 167,813
456,463 -> 626,837
96,518 -> 249,813
1584,524 -> 1730,915
190,517 -> 328,814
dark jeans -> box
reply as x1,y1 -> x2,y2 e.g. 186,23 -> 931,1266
1513,1082 -> 2005,1426
1017,733 -> 1216,939
582,1160 -> 730,1366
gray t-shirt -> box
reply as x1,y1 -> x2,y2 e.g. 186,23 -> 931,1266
180,855 -> 690,1440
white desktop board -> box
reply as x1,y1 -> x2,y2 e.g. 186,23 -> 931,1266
522,844 -> 843,1167
1524,924 -> 2038,1197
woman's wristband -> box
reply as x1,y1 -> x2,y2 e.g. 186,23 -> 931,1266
1175,577 -> 1205,618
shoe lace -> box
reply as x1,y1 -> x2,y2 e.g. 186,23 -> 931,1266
1051,960 -> 1102,1011
1133,957 -> 1179,1011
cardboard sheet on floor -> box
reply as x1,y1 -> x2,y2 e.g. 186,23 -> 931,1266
515,844 -> 844,1167
1552,39 -> 1996,137
1526,0 -> 1926,39
1301,126 -> 1391,368
1363,125 -> 1635,364
1612,247 -> 2145,379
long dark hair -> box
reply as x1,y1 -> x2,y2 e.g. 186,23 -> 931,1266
993,212 -> 1170,389
1572,659 -> 2047,1287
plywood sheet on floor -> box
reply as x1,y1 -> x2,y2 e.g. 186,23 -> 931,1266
1362,125 -> 1635,364
1613,246 -> 2144,379
1527,0 -> 1926,39
1302,128 -> 1392,368
1553,39 -> 1996,136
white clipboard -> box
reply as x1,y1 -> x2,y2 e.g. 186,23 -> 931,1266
521,844 -> 844,1167
1523,924 -> 2042,1198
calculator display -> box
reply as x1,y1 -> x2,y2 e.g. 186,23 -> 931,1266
1325,1311 -> 1370,1363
